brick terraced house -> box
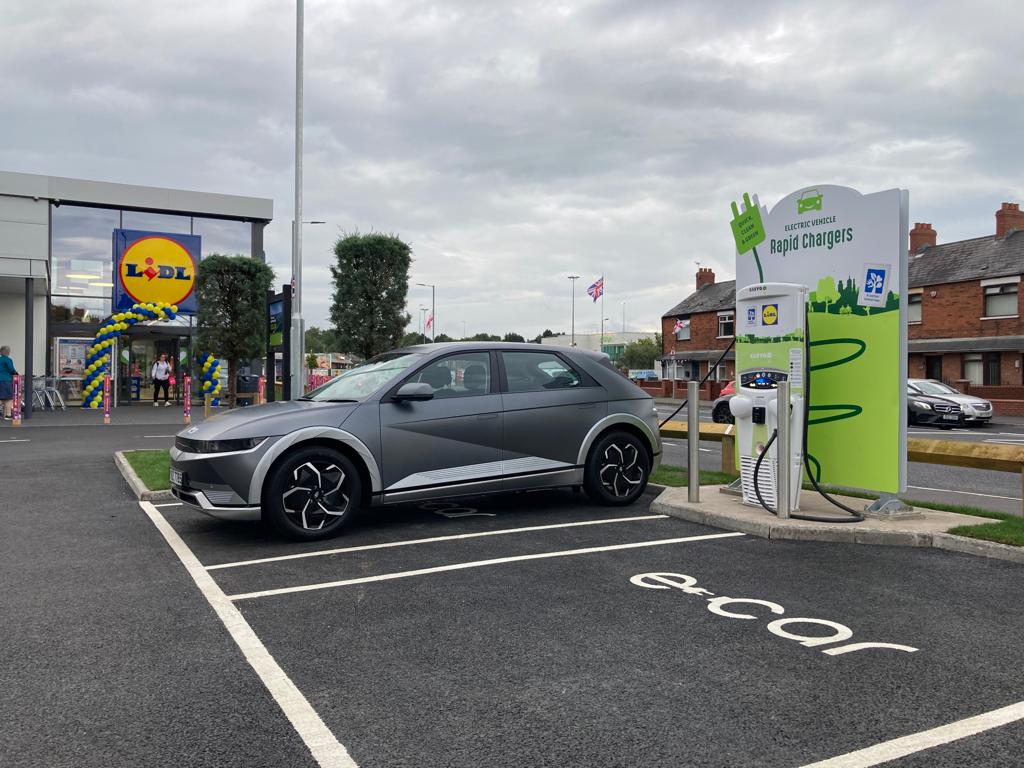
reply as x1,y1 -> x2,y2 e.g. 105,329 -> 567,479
659,204 -> 1024,413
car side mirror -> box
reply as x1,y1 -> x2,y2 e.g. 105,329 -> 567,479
393,382 -> 434,402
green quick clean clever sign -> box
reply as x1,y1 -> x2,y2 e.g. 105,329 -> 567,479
732,185 -> 909,494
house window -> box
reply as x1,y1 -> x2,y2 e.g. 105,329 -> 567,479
984,352 -> 1001,386
984,283 -> 1018,317
674,319 -> 690,341
908,293 -> 922,323
963,353 -> 983,387
717,312 -> 734,338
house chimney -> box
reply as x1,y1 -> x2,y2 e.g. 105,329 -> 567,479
995,202 -> 1024,238
696,267 -> 715,290
909,222 -> 936,252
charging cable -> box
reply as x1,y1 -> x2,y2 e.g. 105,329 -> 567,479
658,338 -> 736,428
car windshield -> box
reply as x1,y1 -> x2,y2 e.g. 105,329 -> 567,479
914,380 -> 958,396
301,352 -> 423,401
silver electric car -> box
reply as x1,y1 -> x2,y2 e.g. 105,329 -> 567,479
170,343 -> 662,540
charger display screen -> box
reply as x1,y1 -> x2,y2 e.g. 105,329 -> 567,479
741,370 -> 788,389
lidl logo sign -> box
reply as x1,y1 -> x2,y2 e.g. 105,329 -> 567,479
113,230 -> 200,314
761,303 -> 779,325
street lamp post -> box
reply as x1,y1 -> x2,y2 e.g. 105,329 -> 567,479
416,282 -> 435,342
568,275 -> 580,346
291,0 -> 305,400
462,320 -> 466,339
419,306 -> 428,344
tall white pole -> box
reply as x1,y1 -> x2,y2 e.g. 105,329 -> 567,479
600,279 -> 604,345
290,0 -> 305,399
568,275 -> 579,346
431,285 -> 435,343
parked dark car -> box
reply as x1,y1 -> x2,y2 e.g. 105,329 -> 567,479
908,379 -> 992,425
170,343 -> 662,540
711,380 -> 735,424
907,385 -> 963,429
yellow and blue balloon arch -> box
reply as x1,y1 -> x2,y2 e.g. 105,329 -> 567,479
80,301 -> 179,408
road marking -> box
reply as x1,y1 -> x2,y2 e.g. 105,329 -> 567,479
907,485 -> 1022,501
152,502 -> 183,508
0,438 -> 30,442
799,699 -> 1024,768
227,532 -> 746,601
662,441 -> 678,446
138,501 -> 357,768
984,438 -> 1024,445
208,514 -> 671,571
144,434 -> 176,438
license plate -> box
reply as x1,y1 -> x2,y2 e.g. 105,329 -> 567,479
942,414 -> 959,421
170,468 -> 184,486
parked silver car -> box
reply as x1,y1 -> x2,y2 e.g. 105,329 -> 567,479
170,343 -> 662,539
907,379 -> 993,425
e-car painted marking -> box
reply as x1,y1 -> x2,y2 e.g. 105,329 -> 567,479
138,501 -> 357,768
799,699 -> 1024,768
207,514 -> 670,571
227,532 -> 745,601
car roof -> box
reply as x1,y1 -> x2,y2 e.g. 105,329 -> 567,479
394,341 -> 609,361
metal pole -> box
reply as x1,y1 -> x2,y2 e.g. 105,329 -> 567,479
777,380 -> 791,519
23,277 -> 33,420
687,380 -> 700,503
431,285 -> 435,342
568,275 -> 579,346
600,285 -> 604,345
621,301 -> 625,332
290,0 -> 305,400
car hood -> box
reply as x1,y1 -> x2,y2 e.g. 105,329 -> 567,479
176,400 -> 360,442
910,394 -> 960,406
922,393 -> 990,408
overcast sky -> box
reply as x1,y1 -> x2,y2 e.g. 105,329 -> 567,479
3,0 -> 1022,339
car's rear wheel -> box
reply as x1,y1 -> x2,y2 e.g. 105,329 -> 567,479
263,446 -> 361,540
584,431 -> 649,506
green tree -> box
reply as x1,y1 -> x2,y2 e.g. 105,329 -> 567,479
815,277 -> 840,313
305,325 -> 343,353
399,331 -> 422,348
468,332 -> 501,342
434,333 -> 455,343
620,338 -> 661,369
305,352 -> 319,370
196,254 -> 275,407
503,332 -> 526,343
330,232 -> 412,359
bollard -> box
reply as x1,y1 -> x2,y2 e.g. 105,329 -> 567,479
204,393 -> 211,419
257,375 -> 266,405
11,374 -> 22,427
776,380 -> 790,519
101,374 -> 110,423
721,426 -> 736,476
183,375 -> 192,425
687,380 -> 700,503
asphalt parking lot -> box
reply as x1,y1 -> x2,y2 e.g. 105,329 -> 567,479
132,488 -> 1024,768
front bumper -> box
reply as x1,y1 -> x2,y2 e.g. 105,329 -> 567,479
913,410 -> 964,427
170,486 -> 261,521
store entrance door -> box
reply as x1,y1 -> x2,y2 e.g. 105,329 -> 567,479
119,333 -> 190,405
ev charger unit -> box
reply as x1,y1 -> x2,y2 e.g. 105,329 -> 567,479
729,282 -> 807,510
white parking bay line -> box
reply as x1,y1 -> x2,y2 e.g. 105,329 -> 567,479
907,485 -> 1022,502
0,438 -> 30,443
227,531 -> 745,601
207,514 -> 670,571
138,501 -> 358,768
799,699 -> 1024,768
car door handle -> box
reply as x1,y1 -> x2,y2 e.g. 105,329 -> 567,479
477,413 -> 499,421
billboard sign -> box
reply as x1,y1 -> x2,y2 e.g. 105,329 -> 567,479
732,185 -> 909,494
113,229 -> 200,314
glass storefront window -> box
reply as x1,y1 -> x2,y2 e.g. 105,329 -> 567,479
50,295 -> 110,323
51,205 -> 120,298
192,217 -> 251,259
120,210 -> 193,234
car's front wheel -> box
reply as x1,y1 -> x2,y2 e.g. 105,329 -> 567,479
584,431 -> 650,506
263,445 -> 361,540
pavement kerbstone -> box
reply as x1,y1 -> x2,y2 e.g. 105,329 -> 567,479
654,485 -> 1023,564
114,450 -> 174,502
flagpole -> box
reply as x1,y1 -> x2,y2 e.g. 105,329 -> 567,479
600,277 -> 604,345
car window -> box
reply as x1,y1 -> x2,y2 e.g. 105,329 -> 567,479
502,351 -> 583,393
915,380 -> 958,396
302,352 -> 423,401
407,352 -> 492,398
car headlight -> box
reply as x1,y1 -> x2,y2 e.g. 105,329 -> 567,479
911,401 -> 931,410
176,436 -> 266,453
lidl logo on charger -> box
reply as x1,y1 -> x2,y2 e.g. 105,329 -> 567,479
113,230 -> 200,313
761,304 -> 779,325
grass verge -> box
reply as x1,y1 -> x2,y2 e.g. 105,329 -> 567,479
124,449 -> 171,491
947,517 -> 1024,547
650,465 -> 737,487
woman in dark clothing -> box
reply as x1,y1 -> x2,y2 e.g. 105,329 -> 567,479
0,345 -> 17,420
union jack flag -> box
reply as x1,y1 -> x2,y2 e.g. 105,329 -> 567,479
587,276 -> 604,302
425,314 -> 434,331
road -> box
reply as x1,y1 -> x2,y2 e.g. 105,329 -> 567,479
654,403 -> 1024,515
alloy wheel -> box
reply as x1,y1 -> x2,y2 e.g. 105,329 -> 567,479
281,461 -> 350,530
599,442 -> 644,498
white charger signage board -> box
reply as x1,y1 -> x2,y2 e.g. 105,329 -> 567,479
731,185 -> 908,494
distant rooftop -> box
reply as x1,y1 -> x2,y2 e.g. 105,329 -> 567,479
909,230 -> 1023,287
662,280 -> 736,317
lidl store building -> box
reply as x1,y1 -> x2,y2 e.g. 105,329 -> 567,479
0,170 -> 272,412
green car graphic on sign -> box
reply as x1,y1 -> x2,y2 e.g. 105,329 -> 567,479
797,188 -> 823,214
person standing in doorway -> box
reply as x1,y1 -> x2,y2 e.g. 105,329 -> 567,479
0,345 -> 17,420
151,353 -> 173,407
